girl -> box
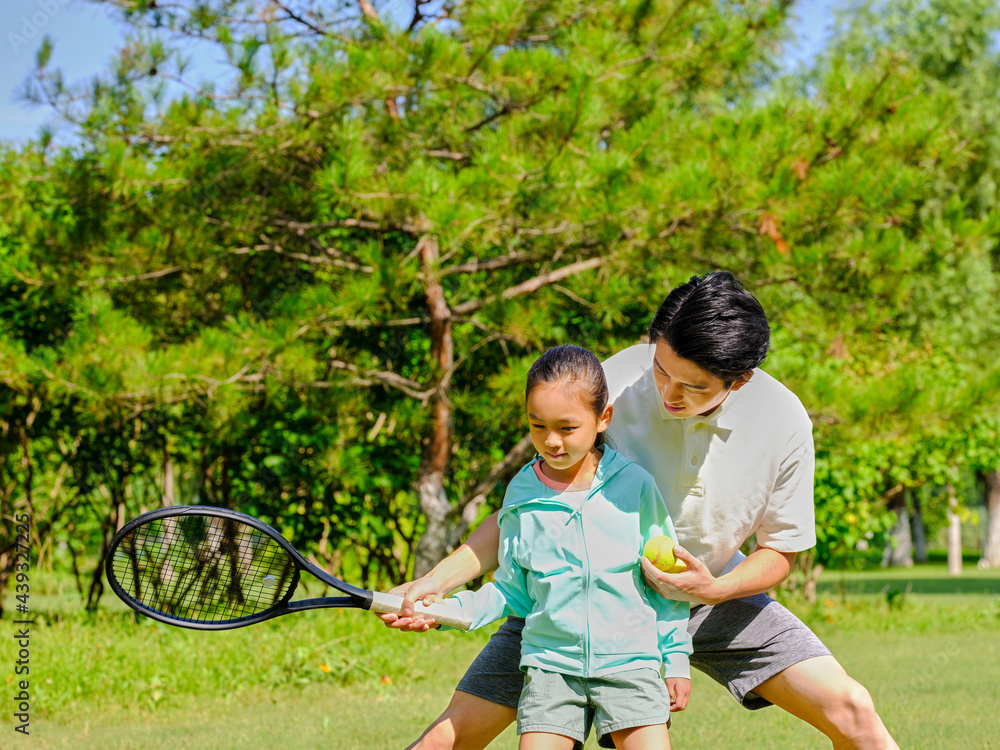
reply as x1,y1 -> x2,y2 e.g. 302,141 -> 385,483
445,345 -> 691,750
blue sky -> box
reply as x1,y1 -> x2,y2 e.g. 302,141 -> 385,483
0,0 -> 840,146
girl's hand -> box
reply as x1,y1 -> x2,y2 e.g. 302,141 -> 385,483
376,576 -> 445,632
640,545 -> 727,605
665,677 -> 691,711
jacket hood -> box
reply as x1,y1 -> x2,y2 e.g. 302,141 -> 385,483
498,447 -> 633,519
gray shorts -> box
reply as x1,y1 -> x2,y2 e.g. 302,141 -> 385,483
517,667 -> 671,744
456,593 -> 831,712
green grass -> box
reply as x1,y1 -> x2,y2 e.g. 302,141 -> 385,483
817,560 -> 1000,599
7,562 -> 1000,749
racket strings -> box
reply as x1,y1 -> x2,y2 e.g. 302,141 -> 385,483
110,516 -> 297,624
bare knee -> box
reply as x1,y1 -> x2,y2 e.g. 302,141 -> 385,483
824,679 -> 897,748
830,679 -> 877,728
406,715 -> 457,750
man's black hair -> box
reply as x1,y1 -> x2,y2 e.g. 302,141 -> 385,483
647,271 -> 770,386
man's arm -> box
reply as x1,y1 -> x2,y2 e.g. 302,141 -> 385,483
448,512 -> 534,630
378,512 -> 502,630
645,425 -> 813,607
641,544 -> 796,607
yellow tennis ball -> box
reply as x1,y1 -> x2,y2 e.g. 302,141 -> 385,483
642,536 -> 688,574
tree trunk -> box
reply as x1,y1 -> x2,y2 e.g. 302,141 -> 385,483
947,489 -> 962,577
412,236 -> 456,578
87,496 -> 123,611
162,448 -> 175,507
979,469 -> 1000,569
910,489 -> 928,563
881,487 -> 913,568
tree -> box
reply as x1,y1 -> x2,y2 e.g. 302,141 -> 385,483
981,470 -> 1000,568
4,0 -> 801,596
3,0 -> 1000,608
783,0 -> 1000,568
882,488 -> 913,568
968,418 -> 1000,567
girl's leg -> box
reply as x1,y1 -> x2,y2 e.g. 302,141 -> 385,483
518,731 -> 578,750
608,723 -> 670,750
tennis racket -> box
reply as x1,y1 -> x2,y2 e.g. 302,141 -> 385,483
104,505 -> 471,631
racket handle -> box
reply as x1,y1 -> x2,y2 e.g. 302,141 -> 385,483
369,592 -> 473,631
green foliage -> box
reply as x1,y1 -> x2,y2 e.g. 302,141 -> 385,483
2,0 -> 1000,607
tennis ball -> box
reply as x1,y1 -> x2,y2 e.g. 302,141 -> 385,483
642,536 -> 687,574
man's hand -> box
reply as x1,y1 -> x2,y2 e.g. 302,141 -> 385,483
640,545 -> 728,606
378,515 -> 502,632
376,577 -> 445,632
643,545 -> 797,606
665,677 -> 691,711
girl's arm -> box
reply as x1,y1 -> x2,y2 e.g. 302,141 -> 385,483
378,512 -> 502,631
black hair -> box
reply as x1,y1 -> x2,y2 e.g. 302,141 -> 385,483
525,345 -> 610,447
647,271 -> 770,387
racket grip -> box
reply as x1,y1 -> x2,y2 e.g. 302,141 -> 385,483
369,592 -> 473,631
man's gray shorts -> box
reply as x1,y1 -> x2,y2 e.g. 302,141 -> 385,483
456,593 -> 831,713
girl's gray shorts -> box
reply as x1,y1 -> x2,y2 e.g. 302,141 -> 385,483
456,593 -> 831,712
517,666 -> 671,745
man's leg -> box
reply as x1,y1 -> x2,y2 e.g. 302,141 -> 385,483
405,690 -> 516,750
407,617 -> 527,749
753,655 -> 899,750
689,595 -> 899,750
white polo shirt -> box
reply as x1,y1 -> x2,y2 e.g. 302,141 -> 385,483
603,345 -> 816,577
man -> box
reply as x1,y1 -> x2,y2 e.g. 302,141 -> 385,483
383,272 -> 899,750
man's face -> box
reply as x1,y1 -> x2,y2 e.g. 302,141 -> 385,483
651,340 -> 751,418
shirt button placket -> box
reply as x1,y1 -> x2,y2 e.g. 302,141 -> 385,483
685,423 -> 697,478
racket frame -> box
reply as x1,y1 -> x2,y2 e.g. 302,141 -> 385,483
105,505 -> 376,631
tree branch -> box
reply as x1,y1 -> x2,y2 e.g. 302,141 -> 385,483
230,240 -> 374,272
514,211 -> 634,236
439,251 -> 535,276
425,149 -> 468,161
464,101 -> 533,134
451,256 -> 607,316
12,265 -> 184,287
448,434 -> 535,543
457,435 -> 534,510
356,0 -> 379,21
327,360 -> 433,402
269,0 -> 335,37
272,216 -> 430,235
321,317 -> 427,328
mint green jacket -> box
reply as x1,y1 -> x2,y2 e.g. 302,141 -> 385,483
451,448 -> 692,679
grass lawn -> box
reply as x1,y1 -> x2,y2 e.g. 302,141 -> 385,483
9,561 -> 1000,749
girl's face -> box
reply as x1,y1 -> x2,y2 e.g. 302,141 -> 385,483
651,340 -> 752,418
526,381 -> 612,484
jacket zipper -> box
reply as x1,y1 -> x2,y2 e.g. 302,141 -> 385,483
511,451 -> 630,677
578,507 -> 592,676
